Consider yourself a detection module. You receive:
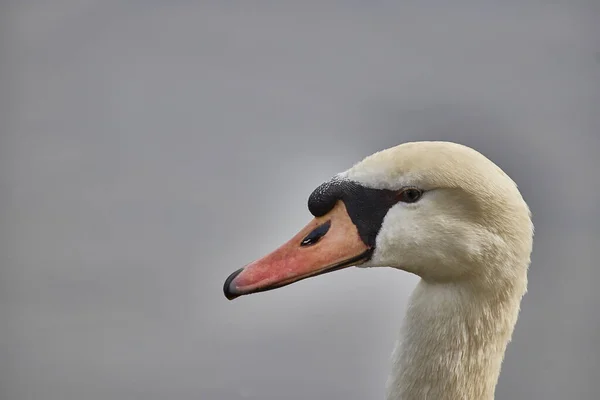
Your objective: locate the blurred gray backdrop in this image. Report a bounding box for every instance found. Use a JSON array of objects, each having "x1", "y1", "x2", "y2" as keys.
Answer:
[{"x1": 1, "y1": 1, "x2": 599, "y2": 399}]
